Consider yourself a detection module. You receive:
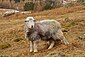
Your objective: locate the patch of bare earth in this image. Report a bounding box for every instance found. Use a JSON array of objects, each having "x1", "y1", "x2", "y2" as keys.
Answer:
[{"x1": 0, "y1": 6, "x2": 85, "y2": 57}]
